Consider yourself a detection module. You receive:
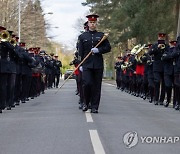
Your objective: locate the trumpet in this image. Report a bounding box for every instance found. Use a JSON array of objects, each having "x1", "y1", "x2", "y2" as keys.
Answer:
[
  {"x1": 158, "y1": 44, "x2": 165, "y2": 49},
  {"x1": 0, "y1": 30, "x2": 10, "y2": 42},
  {"x1": 9, "y1": 38, "x2": 17, "y2": 46}
]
